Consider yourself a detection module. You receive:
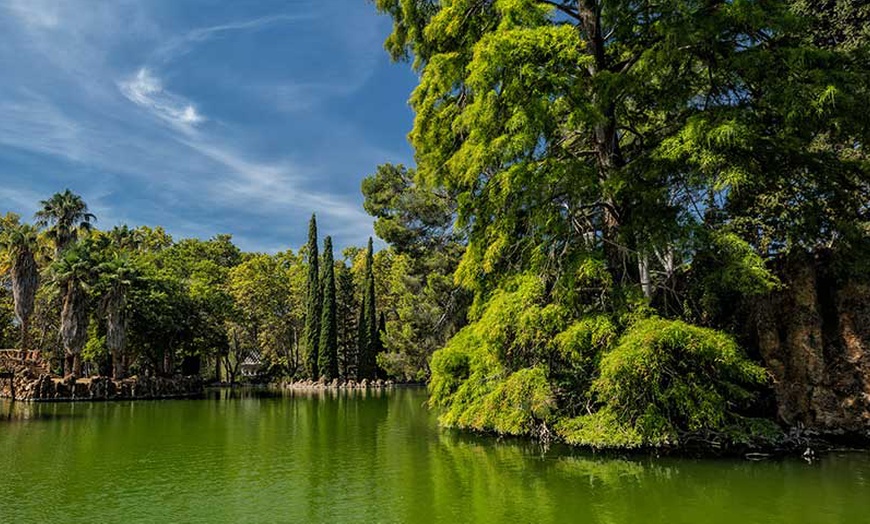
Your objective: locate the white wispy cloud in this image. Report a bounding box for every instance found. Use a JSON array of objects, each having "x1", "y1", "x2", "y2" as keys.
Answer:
[
  {"x1": 0, "y1": 93, "x2": 83, "y2": 161},
  {"x1": 0, "y1": 1, "x2": 405, "y2": 251},
  {"x1": 150, "y1": 12, "x2": 318, "y2": 66},
  {"x1": 0, "y1": 186, "x2": 48, "y2": 216},
  {"x1": 3, "y1": 0, "x2": 61, "y2": 29},
  {"x1": 118, "y1": 68, "x2": 205, "y2": 132},
  {"x1": 178, "y1": 138, "x2": 375, "y2": 231}
]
